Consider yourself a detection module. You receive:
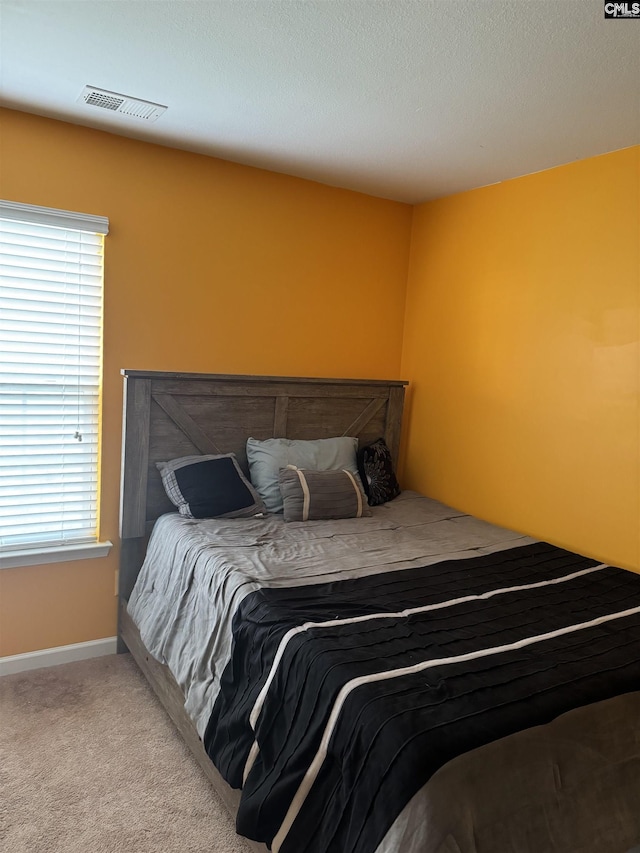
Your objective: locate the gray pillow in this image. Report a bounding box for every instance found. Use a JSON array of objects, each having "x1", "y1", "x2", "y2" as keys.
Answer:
[
  {"x1": 246, "y1": 436, "x2": 359, "y2": 513},
  {"x1": 279, "y1": 466, "x2": 371, "y2": 522}
]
